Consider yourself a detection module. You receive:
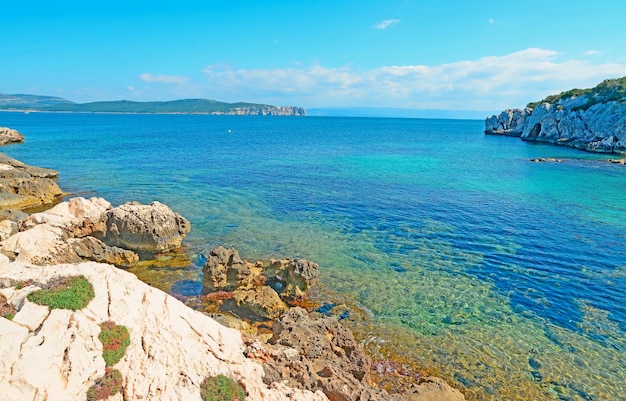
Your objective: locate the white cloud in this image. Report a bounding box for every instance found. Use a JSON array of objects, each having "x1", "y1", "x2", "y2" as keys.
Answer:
[
  {"x1": 127, "y1": 86, "x2": 140, "y2": 96},
  {"x1": 489, "y1": 18, "x2": 495, "y2": 24},
  {"x1": 584, "y1": 50, "x2": 600, "y2": 56},
  {"x1": 200, "y1": 48, "x2": 626, "y2": 110},
  {"x1": 139, "y1": 73, "x2": 189, "y2": 84},
  {"x1": 374, "y1": 19, "x2": 399, "y2": 30}
]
